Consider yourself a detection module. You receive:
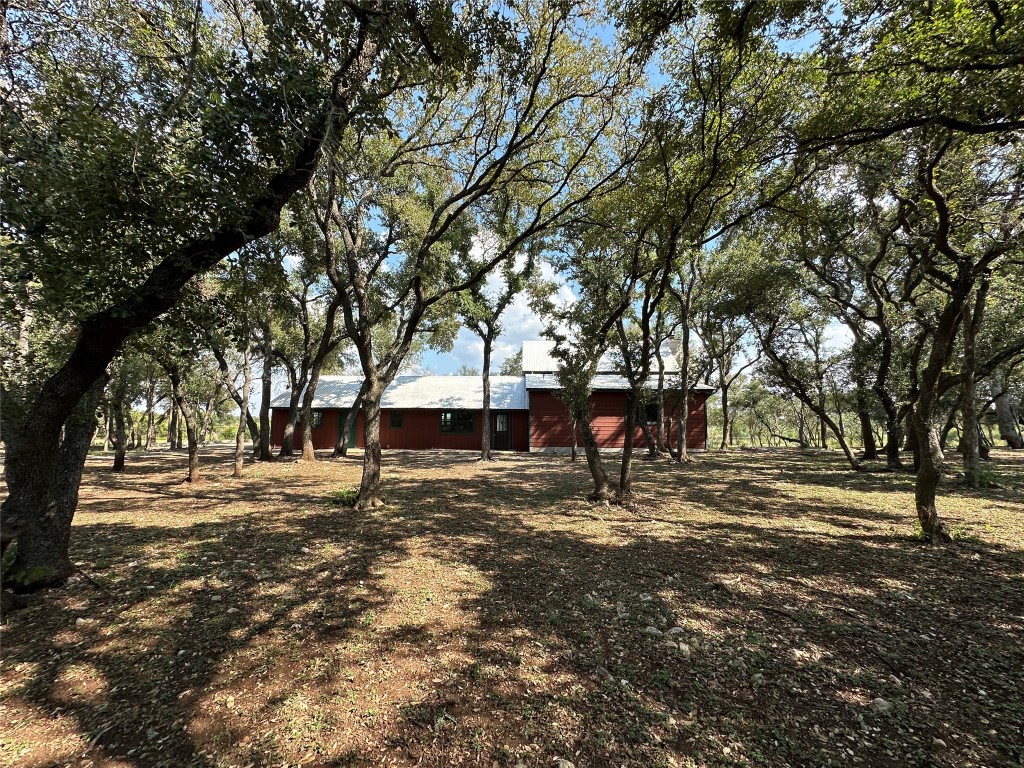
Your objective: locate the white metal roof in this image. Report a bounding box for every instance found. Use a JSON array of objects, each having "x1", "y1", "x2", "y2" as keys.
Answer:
[
  {"x1": 271, "y1": 375, "x2": 528, "y2": 411},
  {"x1": 524, "y1": 372, "x2": 713, "y2": 392},
  {"x1": 522, "y1": 340, "x2": 681, "y2": 375}
]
